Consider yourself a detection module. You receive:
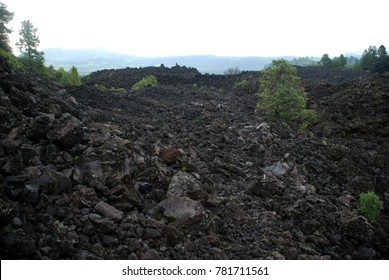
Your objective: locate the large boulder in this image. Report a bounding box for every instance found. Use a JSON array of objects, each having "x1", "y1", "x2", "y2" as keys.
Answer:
[
  {"x1": 159, "y1": 197, "x2": 204, "y2": 223},
  {"x1": 250, "y1": 173, "x2": 285, "y2": 197},
  {"x1": 46, "y1": 113, "x2": 84, "y2": 148},
  {"x1": 167, "y1": 171, "x2": 207, "y2": 201}
]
